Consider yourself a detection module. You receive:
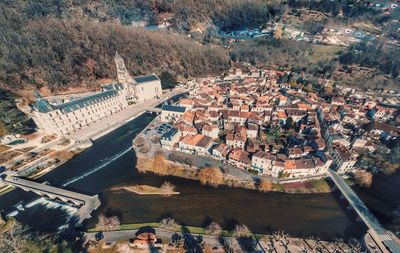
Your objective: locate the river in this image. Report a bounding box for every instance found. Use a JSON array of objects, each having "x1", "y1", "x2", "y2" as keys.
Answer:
[{"x1": 0, "y1": 112, "x2": 366, "y2": 240}]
